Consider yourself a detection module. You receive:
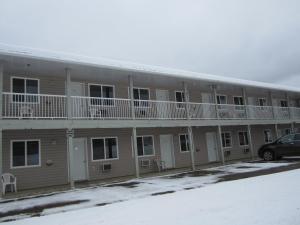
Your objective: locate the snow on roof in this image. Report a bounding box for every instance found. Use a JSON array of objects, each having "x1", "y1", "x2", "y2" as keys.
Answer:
[{"x1": 0, "y1": 43, "x2": 299, "y2": 93}]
